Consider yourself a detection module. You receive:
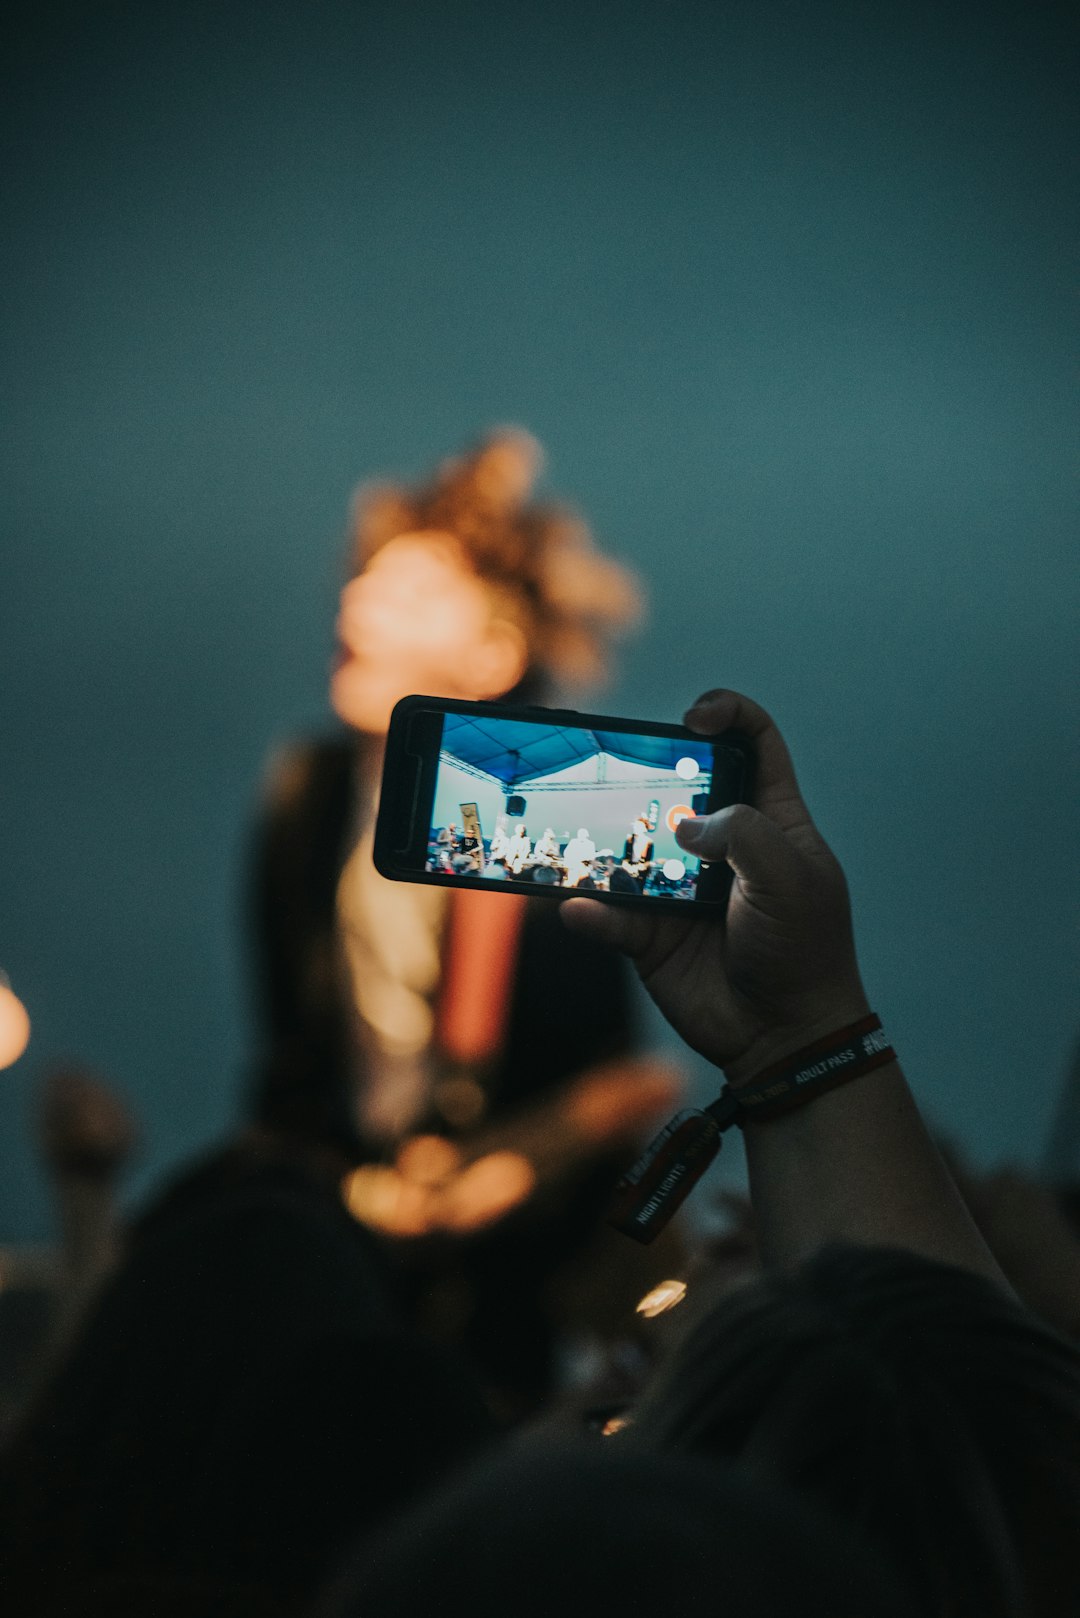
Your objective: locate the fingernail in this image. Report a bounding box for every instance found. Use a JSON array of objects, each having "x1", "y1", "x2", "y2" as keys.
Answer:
[
  {"x1": 684, "y1": 703, "x2": 718, "y2": 729},
  {"x1": 677, "y1": 816, "x2": 705, "y2": 845},
  {"x1": 686, "y1": 688, "x2": 724, "y2": 714}
]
